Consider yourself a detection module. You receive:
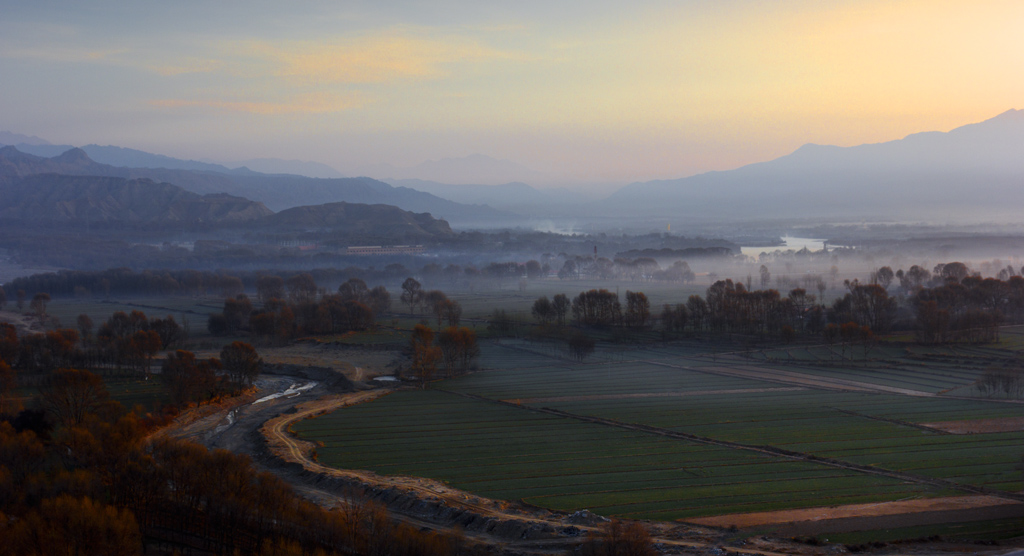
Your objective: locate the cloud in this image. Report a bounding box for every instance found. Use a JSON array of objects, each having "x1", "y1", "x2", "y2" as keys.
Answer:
[
  {"x1": 147, "y1": 58, "x2": 223, "y2": 76},
  {"x1": 150, "y1": 92, "x2": 363, "y2": 115},
  {"x1": 0, "y1": 46, "x2": 125, "y2": 63},
  {"x1": 236, "y1": 29, "x2": 510, "y2": 84}
]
